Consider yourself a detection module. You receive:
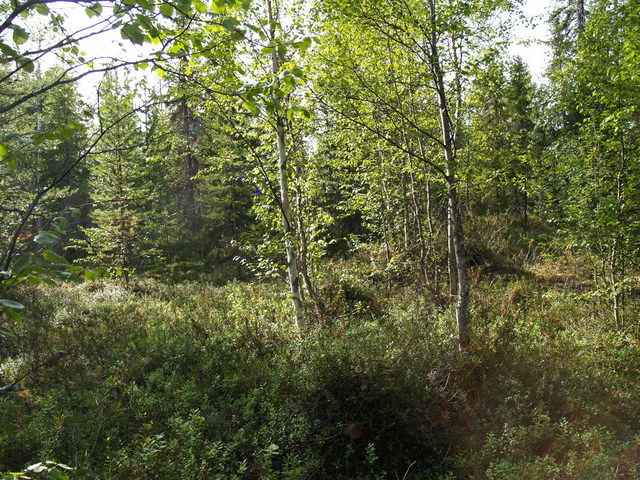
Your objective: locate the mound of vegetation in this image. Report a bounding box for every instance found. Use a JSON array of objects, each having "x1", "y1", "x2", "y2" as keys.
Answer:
[{"x1": 2, "y1": 262, "x2": 639, "y2": 479}]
